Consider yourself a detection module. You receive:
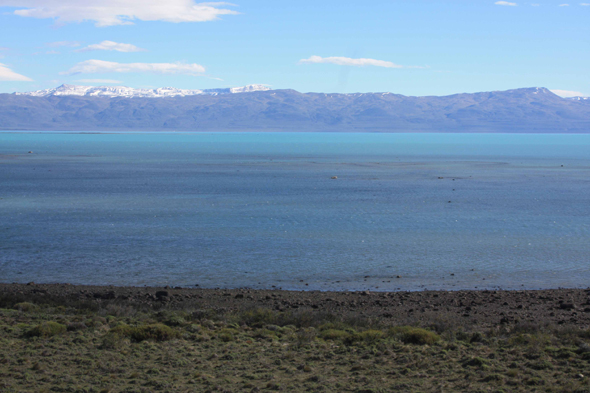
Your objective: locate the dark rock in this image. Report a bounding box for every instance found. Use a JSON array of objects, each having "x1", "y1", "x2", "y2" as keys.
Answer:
[
  {"x1": 560, "y1": 303, "x2": 576, "y2": 310},
  {"x1": 94, "y1": 291, "x2": 116, "y2": 300}
]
